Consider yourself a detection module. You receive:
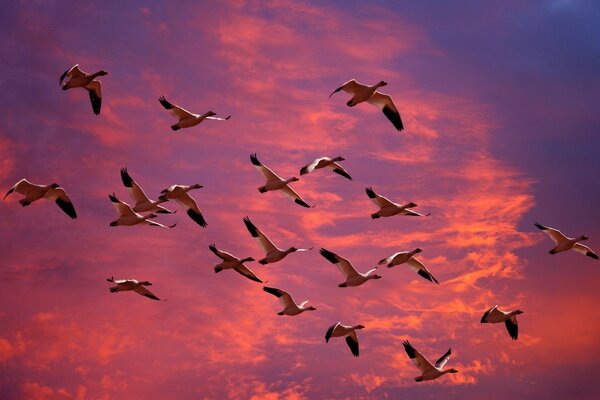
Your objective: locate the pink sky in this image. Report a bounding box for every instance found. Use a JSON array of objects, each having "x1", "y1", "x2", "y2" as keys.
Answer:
[{"x1": 1, "y1": 0, "x2": 600, "y2": 399}]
